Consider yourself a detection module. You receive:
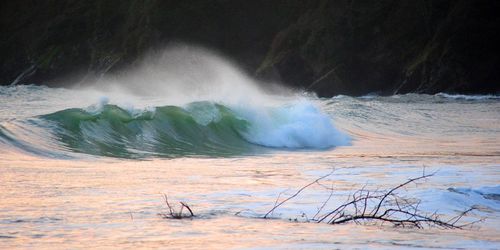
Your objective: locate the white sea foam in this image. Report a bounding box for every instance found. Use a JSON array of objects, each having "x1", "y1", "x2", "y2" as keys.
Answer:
[
  {"x1": 435, "y1": 93, "x2": 500, "y2": 100},
  {"x1": 238, "y1": 101, "x2": 351, "y2": 148}
]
